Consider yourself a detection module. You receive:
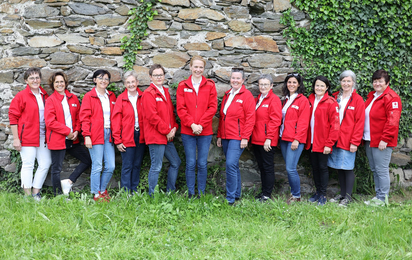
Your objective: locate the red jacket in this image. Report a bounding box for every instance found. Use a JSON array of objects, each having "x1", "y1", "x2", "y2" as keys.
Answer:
[
  {"x1": 365, "y1": 86, "x2": 402, "y2": 147},
  {"x1": 9, "y1": 85, "x2": 49, "y2": 147},
  {"x1": 142, "y1": 84, "x2": 179, "y2": 145},
  {"x1": 332, "y1": 90, "x2": 365, "y2": 150},
  {"x1": 280, "y1": 94, "x2": 310, "y2": 144},
  {"x1": 45, "y1": 90, "x2": 81, "y2": 150},
  {"x1": 79, "y1": 88, "x2": 116, "y2": 145},
  {"x1": 305, "y1": 93, "x2": 340, "y2": 152},
  {"x1": 176, "y1": 75, "x2": 217, "y2": 136},
  {"x1": 251, "y1": 91, "x2": 282, "y2": 146},
  {"x1": 111, "y1": 89, "x2": 145, "y2": 147},
  {"x1": 217, "y1": 85, "x2": 255, "y2": 140}
]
